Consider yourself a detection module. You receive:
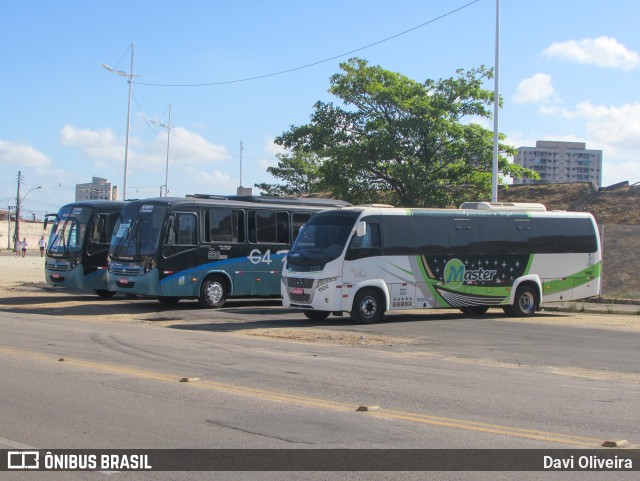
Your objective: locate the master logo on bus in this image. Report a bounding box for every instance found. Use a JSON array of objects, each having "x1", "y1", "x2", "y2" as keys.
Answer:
[{"x1": 444, "y1": 258, "x2": 497, "y2": 289}]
